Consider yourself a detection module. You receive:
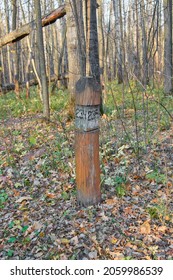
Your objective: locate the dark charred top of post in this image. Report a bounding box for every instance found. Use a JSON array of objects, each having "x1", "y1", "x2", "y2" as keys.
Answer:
[{"x1": 75, "y1": 77, "x2": 101, "y2": 106}]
